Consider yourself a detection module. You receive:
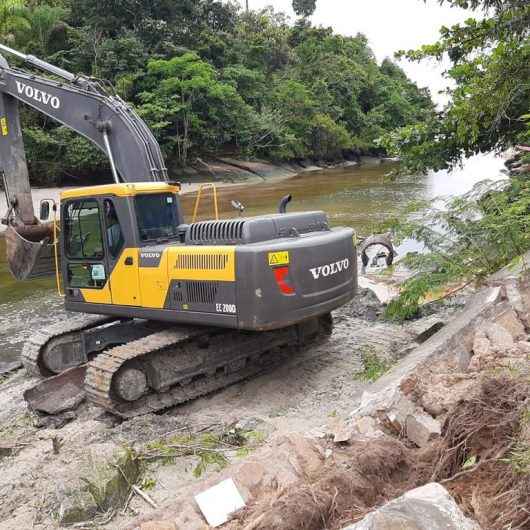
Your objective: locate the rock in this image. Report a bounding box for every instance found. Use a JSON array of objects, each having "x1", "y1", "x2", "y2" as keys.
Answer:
[
  {"x1": 386, "y1": 394, "x2": 416, "y2": 432},
  {"x1": 353, "y1": 386, "x2": 403, "y2": 420},
  {"x1": 141, "y1": 521, "x2": 177, "y2": 530},
  {"x1": 472, "y1": 331, "x2": 491, "y2": 357},
  {"x1": 406, "y1": 413, "x2": 441, "y2": 447},
  {"x1": 496, "y1": 307, "x2": 526, "y2": 340},
  {"x1": 418, "y1": 374, "x2": 476, "y2": 417},
  {"x1": 57, "y1": 488, "x2": 99, "y2": 525},
  {"x1": 341, "y1": 482, "x2": 481, "y2": 529},
  {"x1": 354, "y1": 416, "x2": 381, "y2": 438},
  {"x1": 331, "y1": 420, "x2": 355, "y2": 443},
  {"x1": 485, "y1": 322, "x2": 514, "y2": 352}
]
